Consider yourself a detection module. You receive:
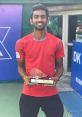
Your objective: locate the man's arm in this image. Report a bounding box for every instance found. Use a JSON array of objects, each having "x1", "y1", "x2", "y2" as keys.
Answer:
[
  {"x1": 52, "y1": 58, "x2": 64, "y2": 85},
  {"x1": 17, "y1": 59, "x2": 30, "y2": 84},
  {"x1": 55, "y1": 58, "x2": 64, "y2": 79}
]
